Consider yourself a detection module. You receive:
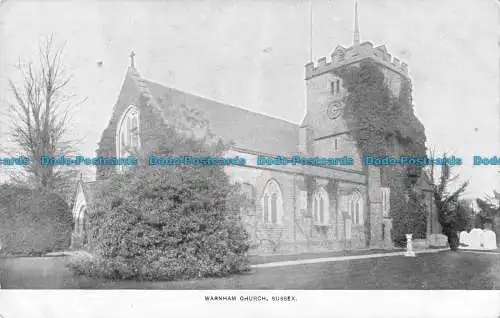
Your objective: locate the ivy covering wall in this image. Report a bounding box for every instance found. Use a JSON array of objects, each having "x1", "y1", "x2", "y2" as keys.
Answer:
[{"x1": 334, "y1": 60, "x2": 428, "y2": 246}]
